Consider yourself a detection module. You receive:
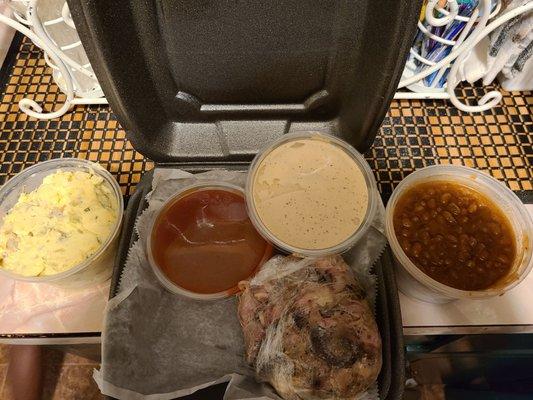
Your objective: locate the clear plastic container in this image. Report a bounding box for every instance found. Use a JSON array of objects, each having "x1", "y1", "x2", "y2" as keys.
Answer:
[
  {"x1": 246, "y1": 131, "x2": 378, "y2": 257},
  {"x1": 147, "y1": 182, "x2": 273, "y2": 300},
  {"x1": 385, "y1": 165, "x2": 533, "y2": 303},
  {"x1": 0, "y1": 158, "x2": 124, "y2": 288}
]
